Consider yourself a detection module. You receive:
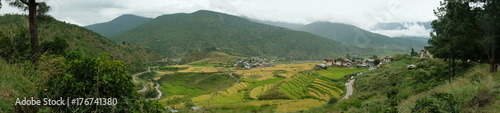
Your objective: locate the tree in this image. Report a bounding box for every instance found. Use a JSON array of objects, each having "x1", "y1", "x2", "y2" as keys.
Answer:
[
  {"x1": 7, "y1": 0, "x2": 51, "y2": 64},
  {"x1": 473, "y1": 0, "x2": 499, "y2": 72},
  {"x1": 427, "y1": 0, "x2": 480, "y2": 83},
  {"x1": 370, "y1": 55, "x2": 378, "y2": 59},
  {"x1": 410, "y1": 48, "x2": 419, "y2": 57},
  {"x1": 43, "y1": 53, "x2": 164, "y2": 112},
  {"x1": 374, "y1": 59, "x2": 381, "y2": 66},
  {"x1": 346, "y1": 53, "x2": 351, "y2": 59}
]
